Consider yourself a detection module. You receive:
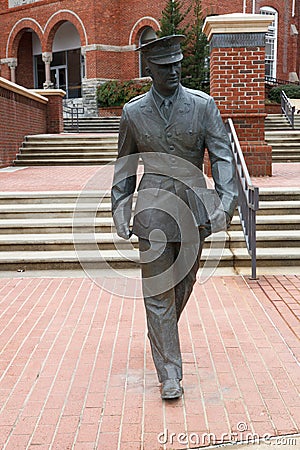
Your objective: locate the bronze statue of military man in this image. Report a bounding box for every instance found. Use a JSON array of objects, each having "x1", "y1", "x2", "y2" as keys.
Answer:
[{"x1": 111, "y1": 35, "x2": 238, "y2": 400}]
